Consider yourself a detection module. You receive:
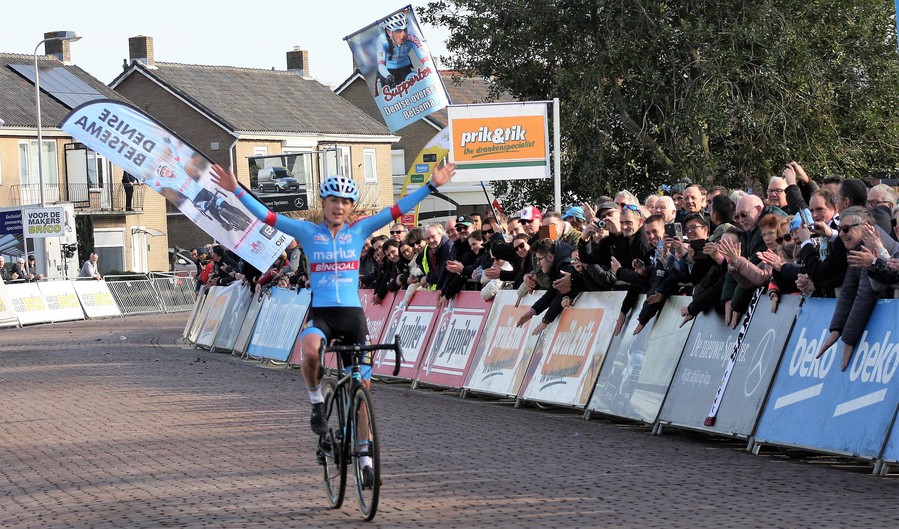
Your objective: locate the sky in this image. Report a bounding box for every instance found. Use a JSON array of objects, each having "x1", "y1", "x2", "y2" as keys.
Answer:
[{"x1": 0, "y1": 0, "x2": 450, "y2": 88}]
